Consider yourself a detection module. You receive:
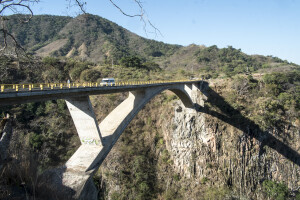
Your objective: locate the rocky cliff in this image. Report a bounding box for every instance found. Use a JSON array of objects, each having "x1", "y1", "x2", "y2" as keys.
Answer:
[
  {"x1": 163, "y1": 103, "x2": 299, "y2": 199},
  {"x1": 97, "y1": 81, "x2": 300, "y2": 200}
]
